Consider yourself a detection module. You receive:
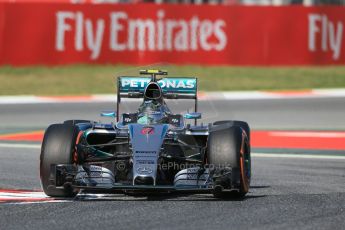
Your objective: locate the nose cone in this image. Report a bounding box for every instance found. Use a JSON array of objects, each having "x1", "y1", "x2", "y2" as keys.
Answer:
[{"x1": 129, "y1": 124, "x2": 169, "y2": 186}]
